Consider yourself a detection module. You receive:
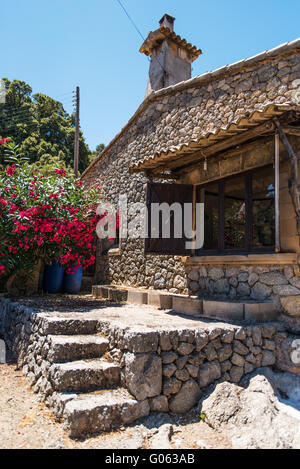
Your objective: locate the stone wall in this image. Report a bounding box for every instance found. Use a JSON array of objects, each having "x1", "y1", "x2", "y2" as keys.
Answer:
[
  {"x1": 1, "y1": 297, "x2": 299, "y2": 417},
  {"x1": 101, "y1": 320, "x2": 290, "y2": 413},
  {"x1": 82, "y1": 42, "x2": 300, "y2": 303},
  {"x1": 185, "y1": 264, "x2": 300, "y2": 305}
]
